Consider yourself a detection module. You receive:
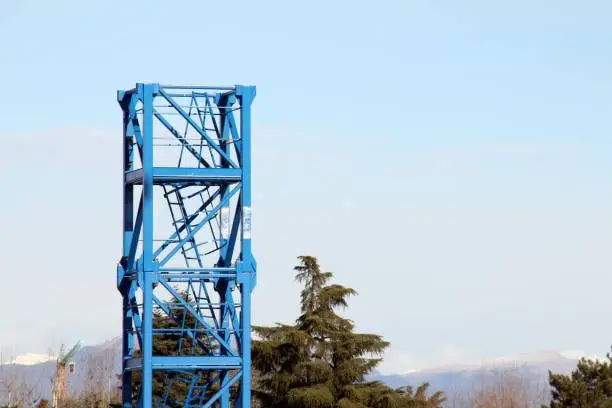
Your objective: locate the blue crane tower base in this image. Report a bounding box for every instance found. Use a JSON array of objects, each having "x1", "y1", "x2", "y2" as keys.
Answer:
[{"x1": 116, "y1": 83, "x2": 257, "y2": 407}]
